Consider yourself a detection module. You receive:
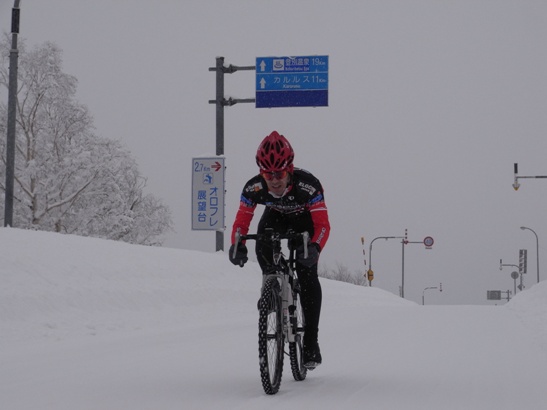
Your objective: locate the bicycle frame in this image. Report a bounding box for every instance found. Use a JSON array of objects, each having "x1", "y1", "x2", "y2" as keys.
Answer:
[{"x1": 234, "y1": 229, "x2": 309, "y2": 343}]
